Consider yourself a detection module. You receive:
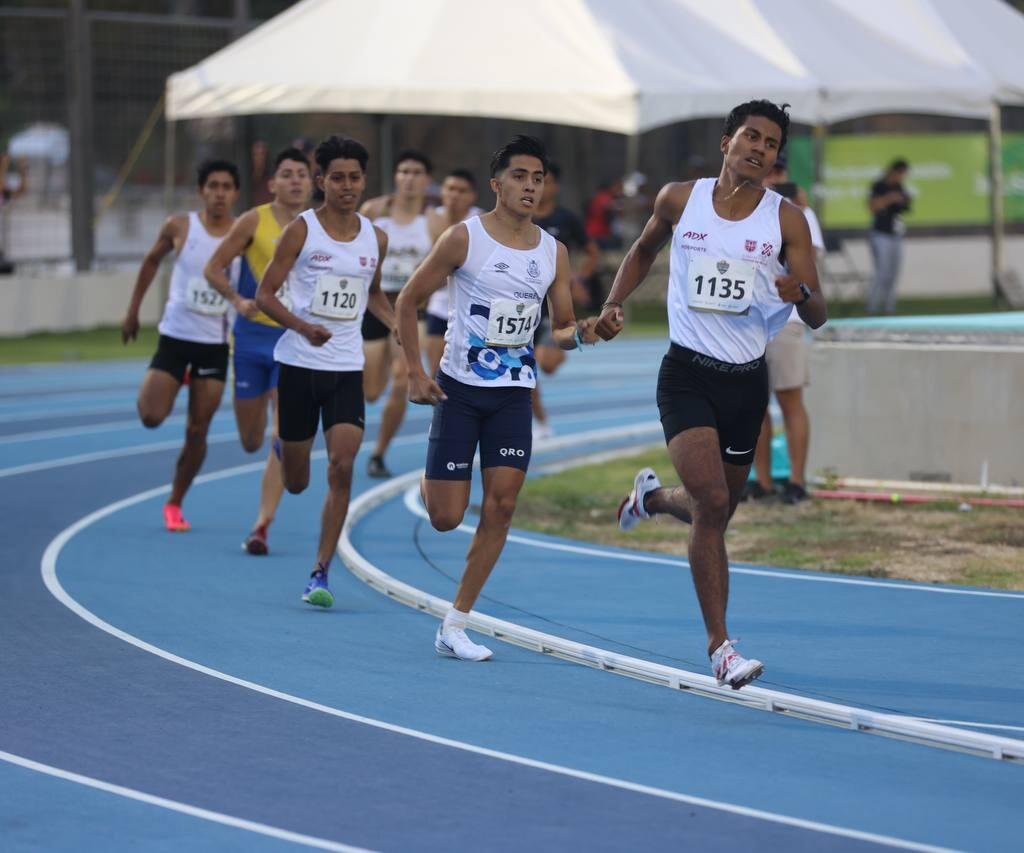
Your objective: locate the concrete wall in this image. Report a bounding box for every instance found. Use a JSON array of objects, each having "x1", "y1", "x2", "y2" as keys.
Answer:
[
  {"x1": 0, "y1": 270, "x2": 161, "y2": 336},
  {"x1": 806, "y1": 341, "x2": 1024, "y2": 487}
]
